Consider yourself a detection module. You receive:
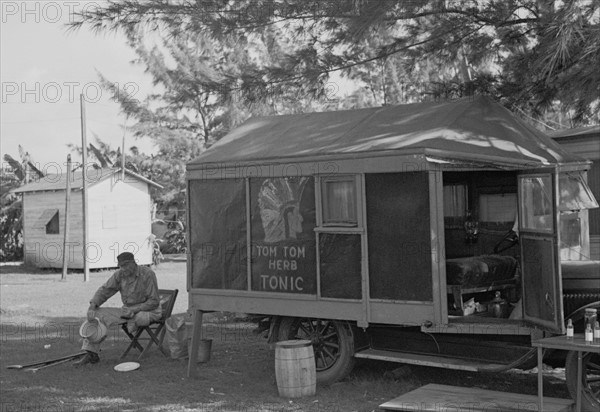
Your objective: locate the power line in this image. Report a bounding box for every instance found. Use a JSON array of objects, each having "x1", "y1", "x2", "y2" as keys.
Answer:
[
  {"x1": 1, "y1": 117, "x2": 80, "y2": 124},
  {"x1": 2, "y1": 115, "x2": 130, "y2": 125}
]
